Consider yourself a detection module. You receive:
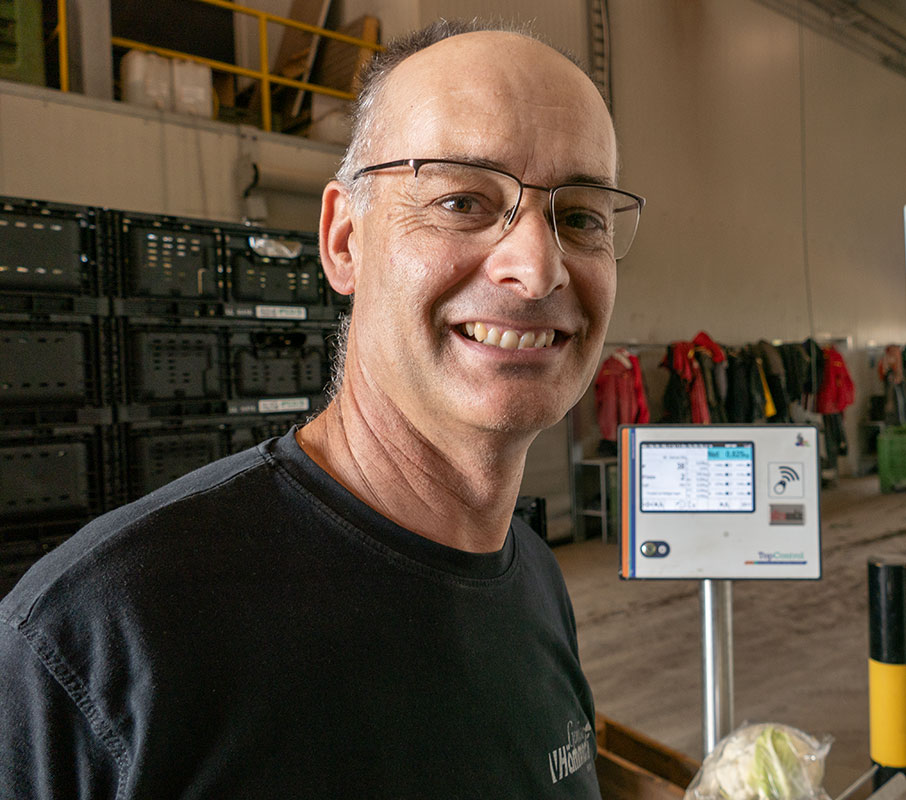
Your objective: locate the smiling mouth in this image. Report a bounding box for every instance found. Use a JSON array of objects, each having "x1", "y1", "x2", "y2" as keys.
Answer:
[{"x1": 458, "y1": 321, "x2": 559, "y2": 350}]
